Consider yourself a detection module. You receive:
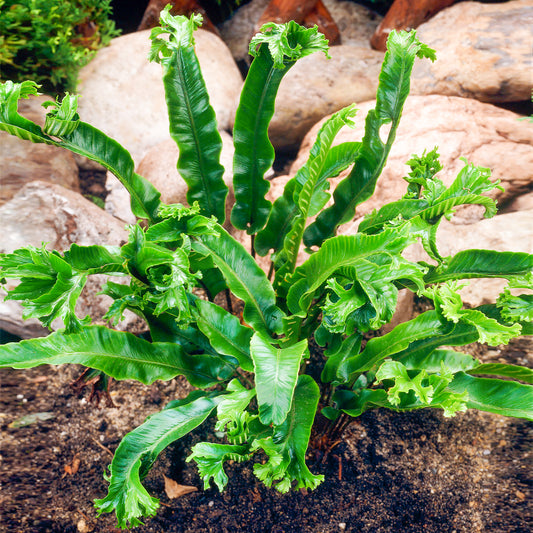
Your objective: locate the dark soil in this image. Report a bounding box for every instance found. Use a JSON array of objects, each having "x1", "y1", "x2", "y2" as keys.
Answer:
[
  {"x1": 0, "y1": 337, "x2": 531, "y2": 533},
  {"x1": 79, "y1": 169, "x2": 108, "y2": 207}
]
